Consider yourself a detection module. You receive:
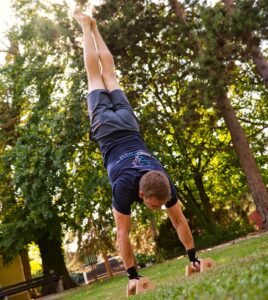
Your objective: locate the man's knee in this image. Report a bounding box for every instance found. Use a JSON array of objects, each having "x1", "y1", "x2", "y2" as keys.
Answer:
[
  {"x1": 87, "y1": 76, "x2": 105, "y2": 92},
  {"x1": 99, "y1": 50, "x2": 114, "y2": 65},
  {"x1": 102, "y1": 73, "x2": 120, "y2": 91},
  {"x1": 100, "y1": 51, "x2": 116, "y2": 76},
  {"x1": 102, "y1": 71, "x2": 117, "y2": 83}
]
